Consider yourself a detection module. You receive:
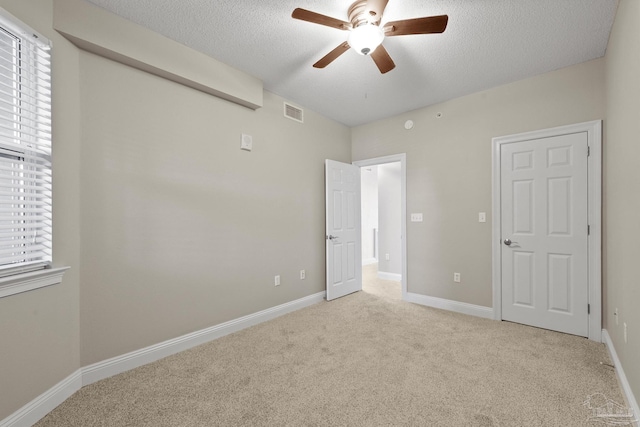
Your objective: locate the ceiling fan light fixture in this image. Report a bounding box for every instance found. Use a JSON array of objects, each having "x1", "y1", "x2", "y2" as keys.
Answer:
[
  {"x1": 292, "y1": 3, "x2": 448, "y2": 73},
  {"x1": 348, "y1": 24, "x2": 384, "y2": 56}
]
